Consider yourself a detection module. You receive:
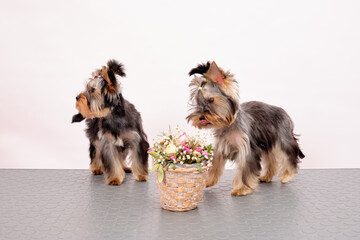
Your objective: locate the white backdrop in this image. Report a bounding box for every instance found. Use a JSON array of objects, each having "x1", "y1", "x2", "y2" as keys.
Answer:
[{"x1": 0, "y1": 0, "x2": 359, "y2": 169}]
